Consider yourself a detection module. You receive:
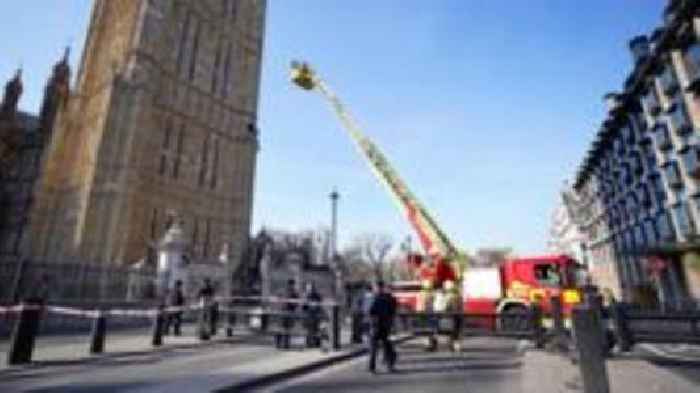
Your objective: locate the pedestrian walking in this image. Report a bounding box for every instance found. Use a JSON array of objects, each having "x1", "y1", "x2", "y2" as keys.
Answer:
[
  {"x1": 360, "y1": 284, "x2": 374, "y2": 343},
  {"x1": 302, "y1": 283, "x2": 323, "y2": 348},
  {"x1": 368, "y1": 280, "x2": 398, "y2": 373},
  {"x1": 197, "y1": 278, "x2": 215, "y2": 338},
  {"x1": 165, "y1": 280, "x2": 185, "y2": 336},
  {"x1": 276, "y1": 279, "x2": 299, "y2": 349}
]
